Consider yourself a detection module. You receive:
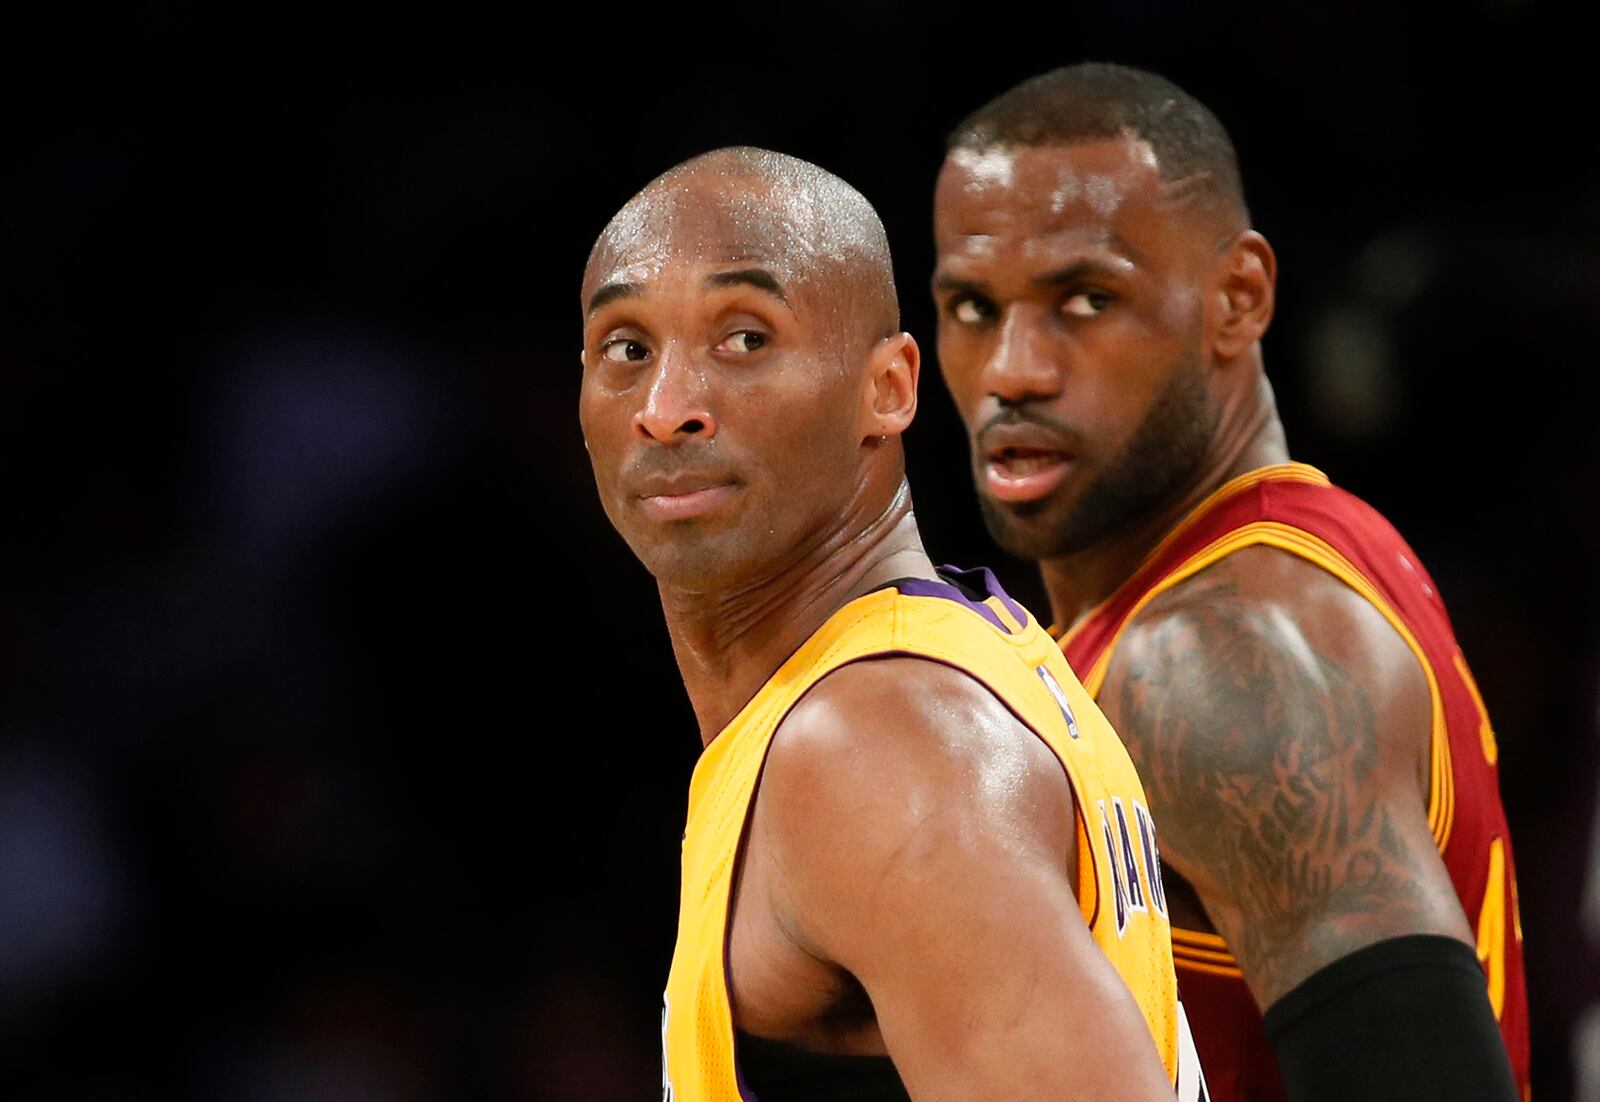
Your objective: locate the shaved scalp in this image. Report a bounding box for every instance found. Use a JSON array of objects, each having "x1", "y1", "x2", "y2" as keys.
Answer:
[
  {"x1": 585, "y1": 146, "x2": 900, "y2": 349},
  {"x1": 949, "y1": 63, "x2": 1249, "y2": 230}
]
